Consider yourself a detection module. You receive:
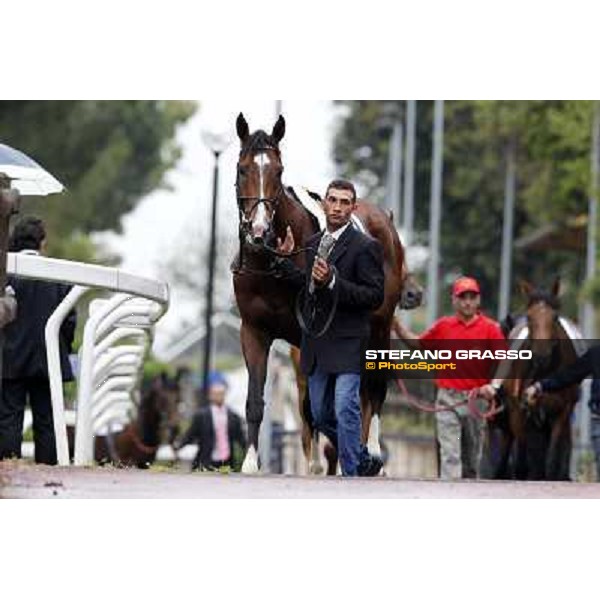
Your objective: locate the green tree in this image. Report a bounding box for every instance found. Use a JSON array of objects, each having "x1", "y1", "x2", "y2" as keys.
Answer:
[
  {"x1": 333, "y1": 100, "x2": 596, "y2": 319},
  {"x1": 0, "y1": 100, "x2": 196, "y2": 258}
]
